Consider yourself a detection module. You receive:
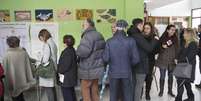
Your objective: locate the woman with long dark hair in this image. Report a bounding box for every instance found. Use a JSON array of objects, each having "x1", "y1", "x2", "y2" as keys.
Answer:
[{"x1": 156, "y1": 25, "x2": 178, "y2": 97}]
